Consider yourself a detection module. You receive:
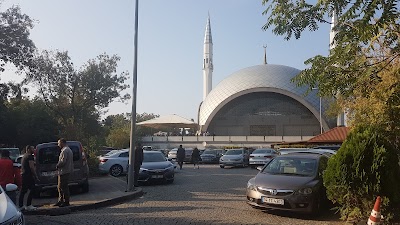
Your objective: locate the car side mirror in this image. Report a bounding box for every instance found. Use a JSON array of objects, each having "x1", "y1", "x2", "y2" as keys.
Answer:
[
  {"x1": 256, "y1": 166, "x2": 263, "y2": 171},
  {"x1": 6, "y1": 183, "x2": 18, "y2": 192},
  {"x1": 167, "y1": 158, "x2": 173, "y2": 161}
]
